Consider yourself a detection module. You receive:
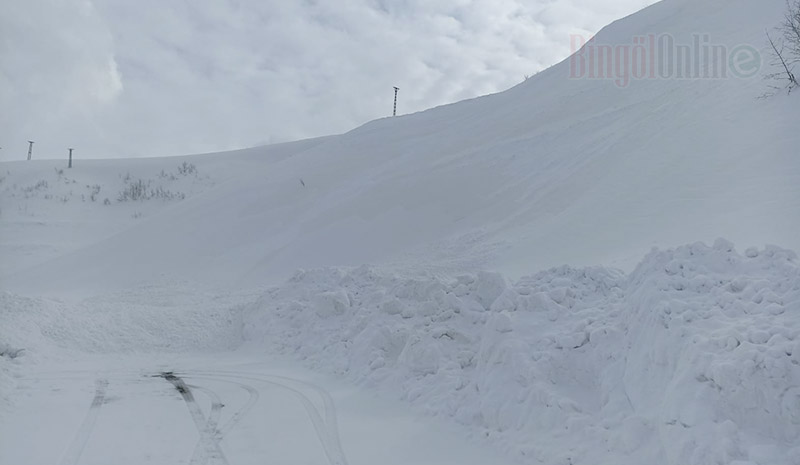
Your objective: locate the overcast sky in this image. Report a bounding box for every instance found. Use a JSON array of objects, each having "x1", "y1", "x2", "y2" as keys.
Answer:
[{"x1": 0, "y1": 0, "x2": 655, "y2": 161}]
